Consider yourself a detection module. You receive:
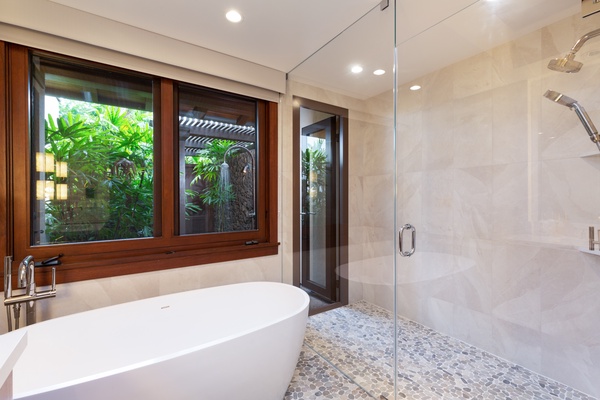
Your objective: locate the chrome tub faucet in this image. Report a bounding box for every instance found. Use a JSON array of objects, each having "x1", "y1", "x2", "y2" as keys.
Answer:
[{"x1": 4, "y1": 255, "x2": 57, "y2": 331}]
